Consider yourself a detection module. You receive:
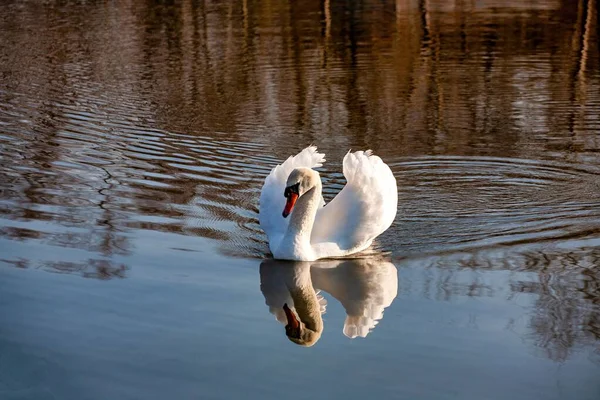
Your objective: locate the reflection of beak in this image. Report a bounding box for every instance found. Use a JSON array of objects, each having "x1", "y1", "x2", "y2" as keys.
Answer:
[
  {"x1": 282, "y1": 193, "x2": 298, "y2": 218},
  {"x1": 283, "y1": 303, "x2": 300, "y2": 330}
]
